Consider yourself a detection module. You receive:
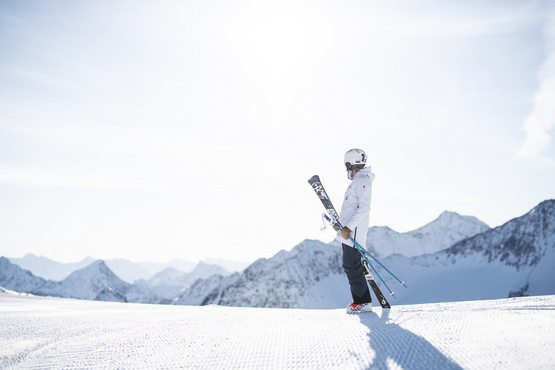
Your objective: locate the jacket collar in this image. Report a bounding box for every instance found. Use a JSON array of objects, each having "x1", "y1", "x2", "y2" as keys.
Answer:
[{"x1": 351, "y1": 166, "x2": 375, "y2": 181}]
